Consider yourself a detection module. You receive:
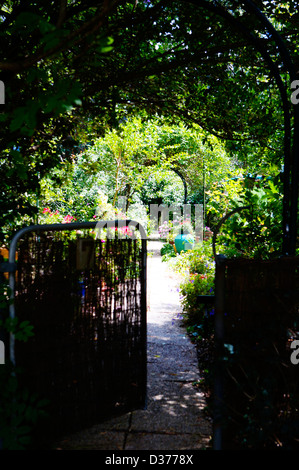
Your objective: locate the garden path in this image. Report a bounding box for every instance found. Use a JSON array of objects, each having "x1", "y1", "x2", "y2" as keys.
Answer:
[{"x1": 56, "y1": 240, "x2": 212, "y2": 450}]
